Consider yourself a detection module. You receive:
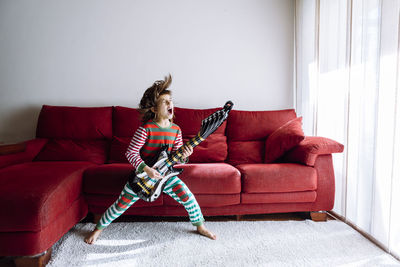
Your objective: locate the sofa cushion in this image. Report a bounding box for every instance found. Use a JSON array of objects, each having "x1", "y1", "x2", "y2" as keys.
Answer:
[
  {"x1": 35, "y1": 105, "x2": 112, "y2": 164},
  {"x1": 36, "y1": 105, "x2": 113, "y2": 139},
  {"x1": 226, "y1": 109, "x2": 297, "y2": 165},
  {"x1": 226, "y1": 109, "x2": 297, "y2": 142},
  {"x1": 109, "y1": 107, "x2": 228, "y2": 163},
  {"x1": 0, "y1": 161, "x2": 94, "y2": 232},
  {"x1": 109, "y1": 135, "x2": 229, "y2": 164},
  {"x1": 264, "y1": 117, "x2": 305, "y2": 163},
  {"x1": 113, "y1": 106, "x2": 227, "y2": 137},
  {"x1": 84, "y1": 163, "x2": 240, "y2": 195},
  {"x1": 227, "y1": 141, "x2": 264, "y2": 166},
  {"x1": 84, "y1": 163, "x2": 240, "y2": 211},
  {"x1": 183, "y1": 135, "x2": 227, "y2": 163},
  {"x1": 174, "y1": 107, "x2": 227, "y2": 135},
  {"x1": 35, "y1": 139, "x2": 108, "y2": 164},
  {"x1": 108, "y1": 137, "x2": 130, "y2": 163},
  {"x1": 237, "y1": 163, "x2": 317, "y2": 193},
  {"x1": 112, "y1": 106, "x2": 142, "y2": 137},
  {"x1": 83, "y1": 163, "x2": 163, "y2": 207},
  {"x1": 83, "y1": 163, "x2": 134, "y2": 195},
  {"x1": 177, "y1": 163, "x2": 241, "y2": 194},
  {"x1": 174, "y1": 107, "x2": 228, "y2": 163}
]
